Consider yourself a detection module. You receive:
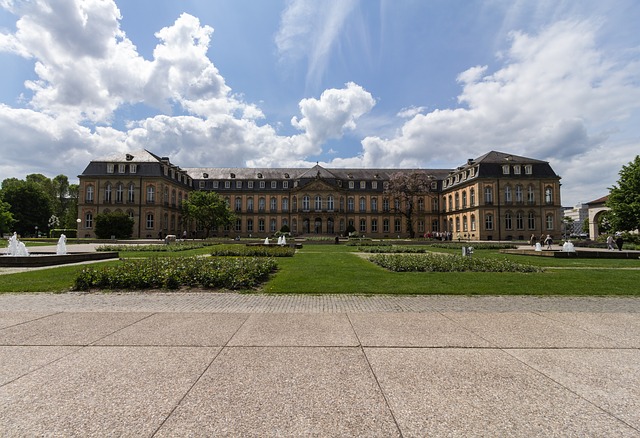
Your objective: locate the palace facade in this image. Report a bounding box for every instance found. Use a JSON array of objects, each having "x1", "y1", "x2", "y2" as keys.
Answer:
[{"x1": 77, "y1": 150, "x2": 562, "y2": 241}]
